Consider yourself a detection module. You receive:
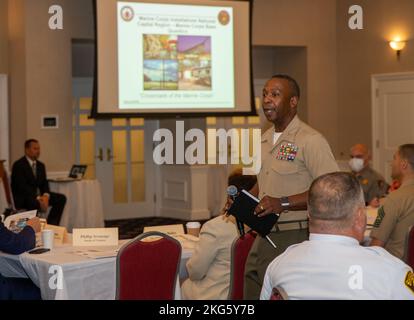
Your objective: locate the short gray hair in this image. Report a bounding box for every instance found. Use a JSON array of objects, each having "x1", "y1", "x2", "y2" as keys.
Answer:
[
  {"x1": 399, "y1": 144, "x2": 414, "y2": 170},
  {"x1": 308, "y1": 172, "x2": 365, "y2": 227}
]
